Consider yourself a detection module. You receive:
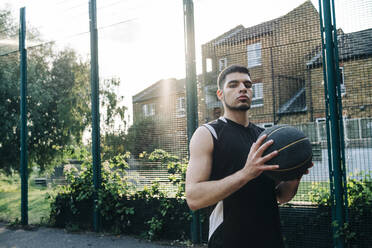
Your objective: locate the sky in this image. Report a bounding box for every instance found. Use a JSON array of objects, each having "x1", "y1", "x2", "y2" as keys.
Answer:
[{"x1": 1, "y1": 0, "x2": 371, "y2": 126}]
